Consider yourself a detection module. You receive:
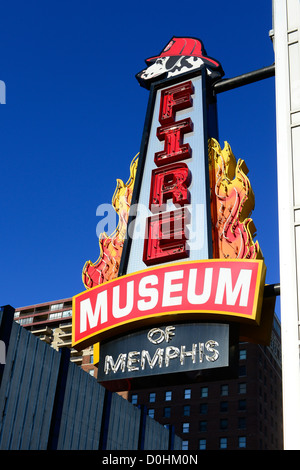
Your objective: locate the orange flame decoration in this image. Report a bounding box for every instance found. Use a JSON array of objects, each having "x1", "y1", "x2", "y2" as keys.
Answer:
[
  {"x1": 208, "y1": 138, "x2": 262, "y2": 260},
  {"x1": 82, "y1": 139, "x2": 262, "y2": 289},
  {"x1": 82, "y1": 153, "x2": 139, "y2": 289}
]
